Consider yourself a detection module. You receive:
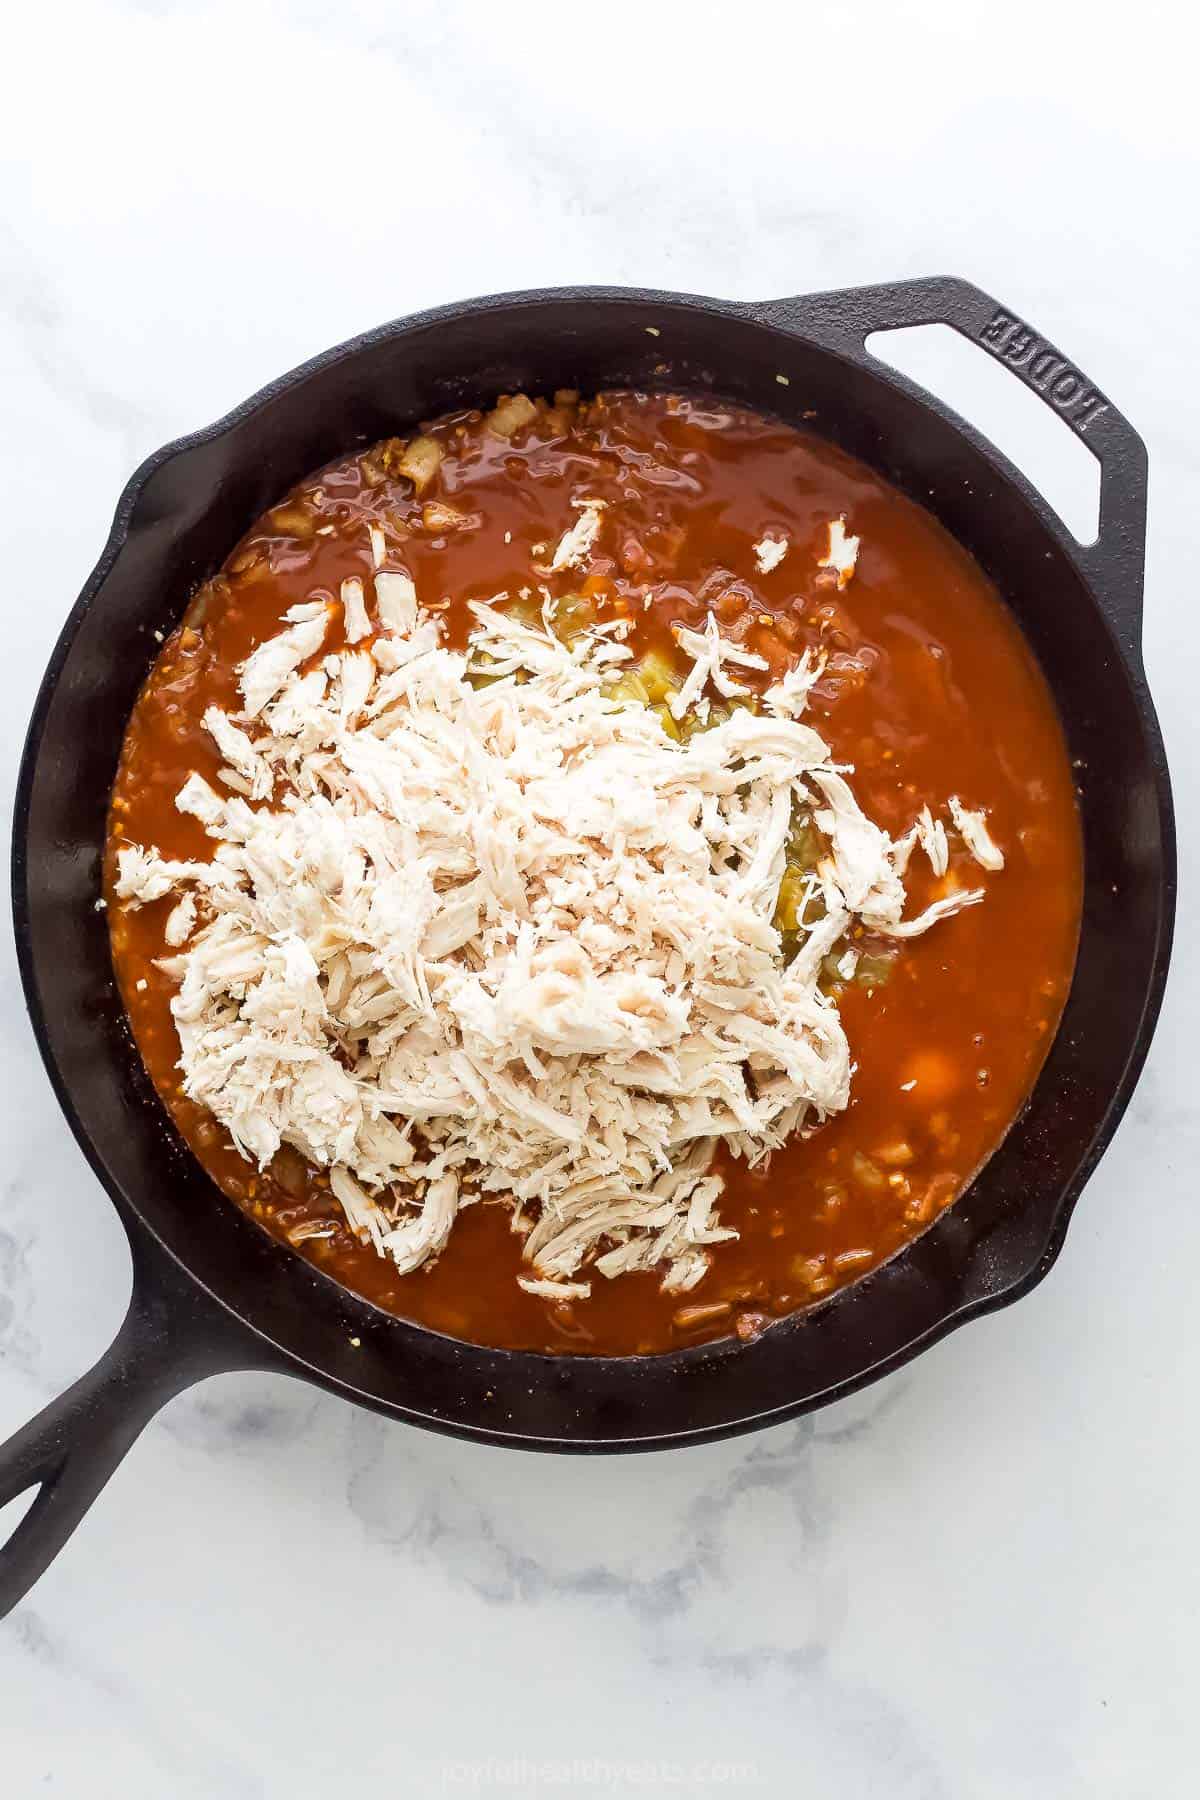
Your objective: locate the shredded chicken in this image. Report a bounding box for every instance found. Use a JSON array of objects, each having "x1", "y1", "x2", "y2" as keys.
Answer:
[
  {"x1": 115, "y1": 575, "x2": 995, "y2": 1298},
  {"x1": 916, "y1": 805, "x2": 949, "y2": 877},
  {"x1": 547, "y1": 499, "x2": 606, "y2": 572},
  {"x1": 374, "y1": 570, "x2": 418, "y2": 635},
  {"x1": 753, "y1": 534, "x2": 789, "y2": 574},
  {"x1": 341, "y1": 577, "x2": 371, "y2": 644},
  {"x1": 670, "y1": 612, "x2": 769, "y2": 720},
  {"x1": 893, "y1": 805, "x2": 949, "y2": 879},
  {"x1": 949, "y1": 795, "x2": 1006, "y2": 870},
  {"x1": 518, "y1": 1275, "x2": 593, "y2": 1302},
  {"x1": 764, "y1": 648, "x2": 826, "y2": 719},
  {"x1": 164, "y1": 891, "x2": 198, "y2": 947},
  {"x1": 818, "y1": 516, "x2": 860, "y2": 588},
  {"x1": 239, "y1": 603, "x2": 329, "y2": 718}
]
